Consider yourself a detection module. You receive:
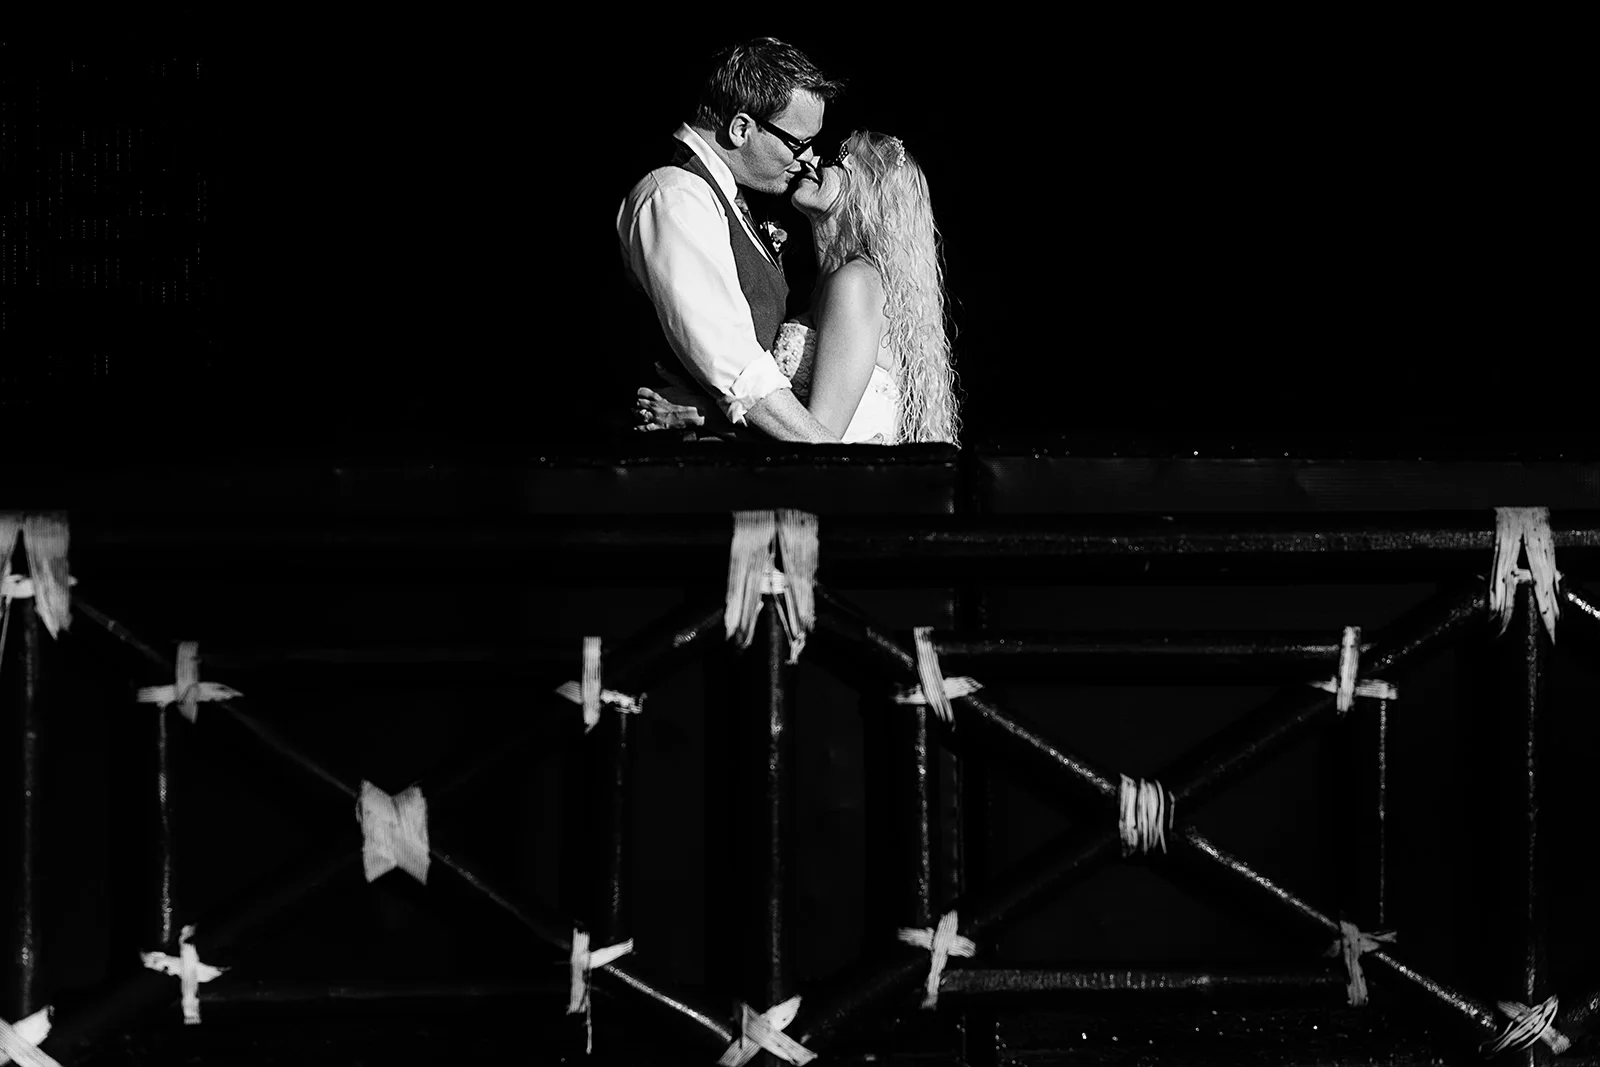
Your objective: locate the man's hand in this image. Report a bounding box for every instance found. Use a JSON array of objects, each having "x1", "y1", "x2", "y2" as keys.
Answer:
[
  {"x1": 635, "y1": 385, "x2": 863, "y2": 443},
  {"x1": 635, "y1": 387, "x2": 708, "y2": 432}
]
